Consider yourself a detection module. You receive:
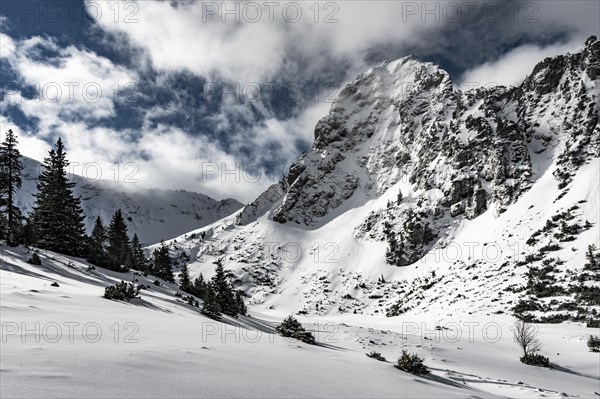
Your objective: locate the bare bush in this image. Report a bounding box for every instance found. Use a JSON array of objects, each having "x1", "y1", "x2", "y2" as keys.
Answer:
[{"x1": 513, "y1": 320, "x2": 542, "y2": 359}]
